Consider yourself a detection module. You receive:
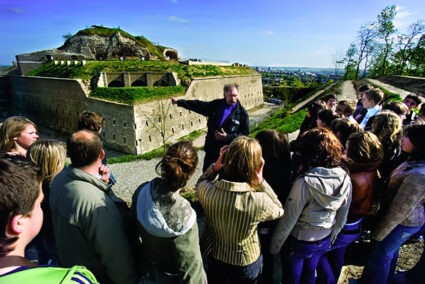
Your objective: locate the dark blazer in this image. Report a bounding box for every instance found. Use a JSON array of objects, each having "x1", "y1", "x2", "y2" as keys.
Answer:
[{"x1": 177, "y1": 98, "x2": 249, "y2": 170}]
